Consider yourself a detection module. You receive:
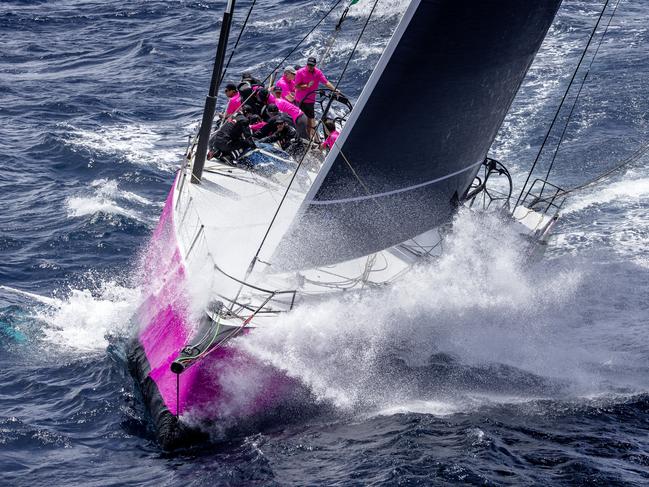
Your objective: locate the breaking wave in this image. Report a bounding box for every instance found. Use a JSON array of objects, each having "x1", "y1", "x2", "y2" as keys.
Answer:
[
  {"x1": 554, "y1": 168, "x2": 649, "y2": 267},
  {"x1": 3, "y1": 280, "x2": 142, "y2": 353},
  {"x1": 66, "y1": 178, "x2": 157, "y2": 224},
  {"x1": 61, "y1": 122, "x2": 183, "y2": 172},
  {"x1": 38, "y1": 282, "x2": 139, "y2": 352},
  {"x1": 231, "y1": 206, "x2": 649, "y2": 421}
]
